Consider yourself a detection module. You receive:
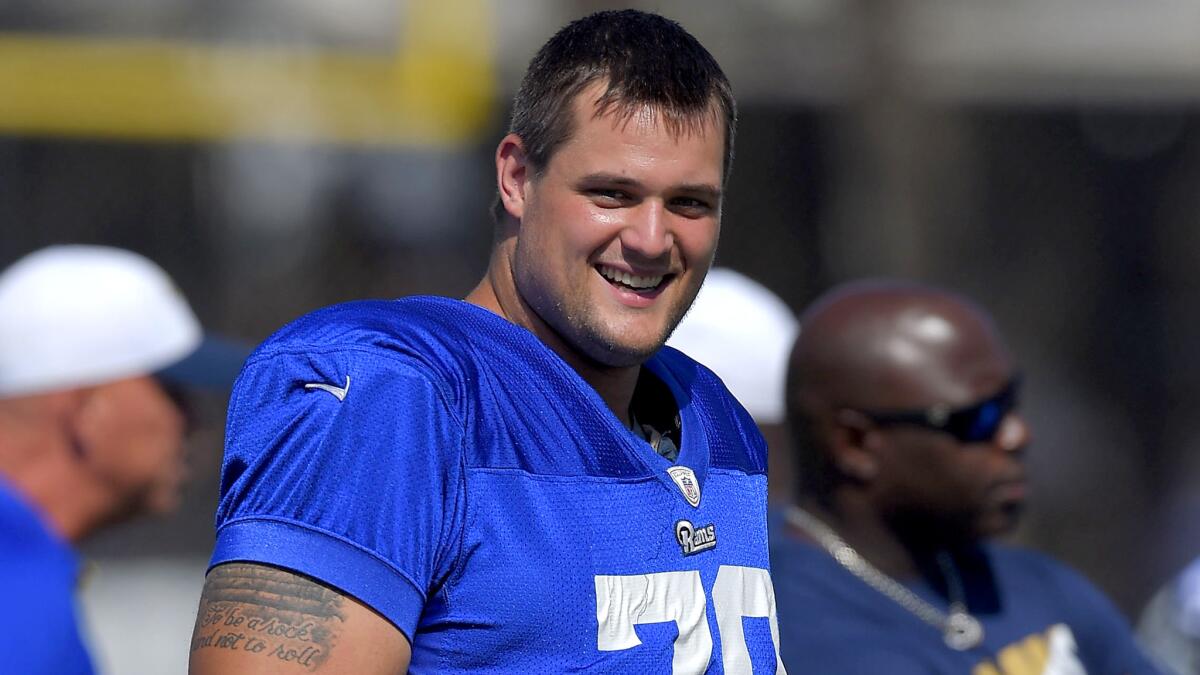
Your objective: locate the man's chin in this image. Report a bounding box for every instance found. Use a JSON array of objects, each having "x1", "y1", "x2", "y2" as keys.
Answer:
[
  {"x1": 581, "y1": 340, "x2": 662, "y2": 369},
  {"x1": 977, "y1": 504, "x2": 1024, "y2": 540},
  {"x1": 101, "y1": 489, "x2": 181, "y2": 531},
  {"x1": 568, "y1": 321, "x2": 675, "y2": 369},
  {"x1": 141, "y1": 484, "x2": 184, "y2": 517}
]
